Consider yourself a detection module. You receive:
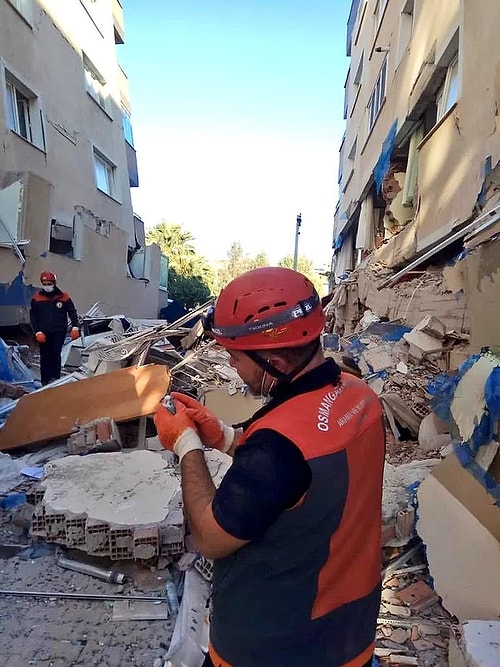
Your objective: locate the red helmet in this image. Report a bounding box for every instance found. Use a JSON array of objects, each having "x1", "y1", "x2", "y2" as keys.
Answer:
[
  {"x1": 211, "y1": 267, "x2": 326, "y2": 350},
  {"x1": 40, "y1": 271, "x2": 57, "y2": 283}
]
